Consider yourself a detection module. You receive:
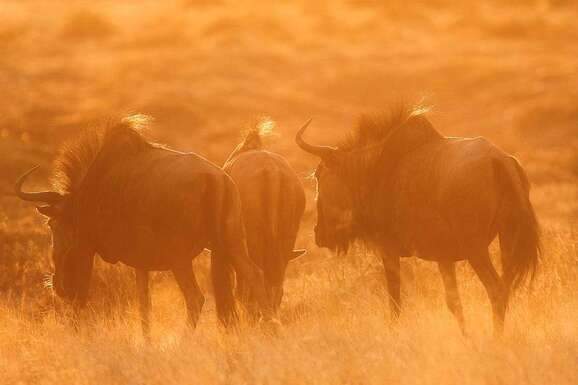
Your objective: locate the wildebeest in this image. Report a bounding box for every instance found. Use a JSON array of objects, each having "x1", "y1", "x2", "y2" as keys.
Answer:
[
  {"x1": 223, "y1": 121, "x2": 306, "y2": 315},
  {"x1": 296, "y1": 105, "x2": 540, "y2": 335},
  {"x1": 14, "y1": 116, "x2": 268, "y2": 337}
]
